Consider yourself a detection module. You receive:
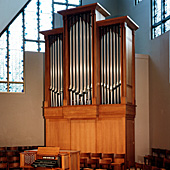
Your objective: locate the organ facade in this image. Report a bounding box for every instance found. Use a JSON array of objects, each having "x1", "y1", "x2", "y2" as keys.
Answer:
[{"x1": 41, "y1": 3, "x2": 139, "y2": 166}]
